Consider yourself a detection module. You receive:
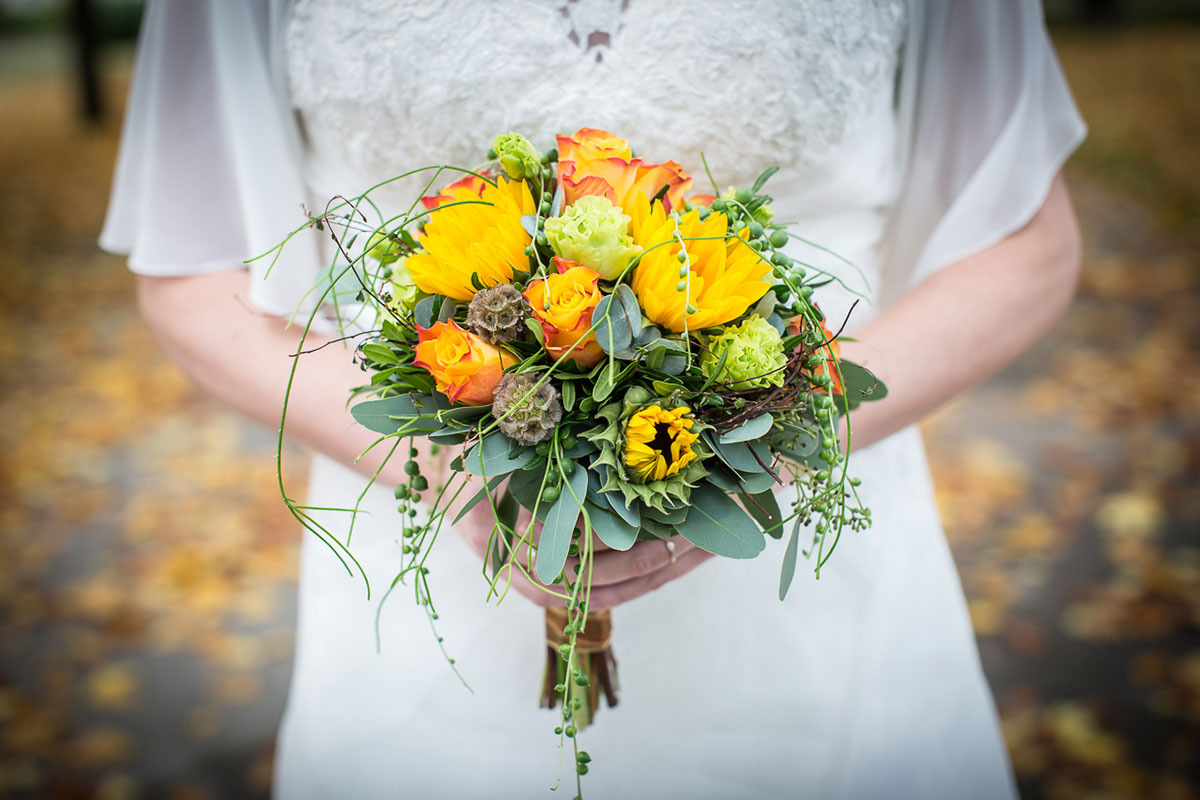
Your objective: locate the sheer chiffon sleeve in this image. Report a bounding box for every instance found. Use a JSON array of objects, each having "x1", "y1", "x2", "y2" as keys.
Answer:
[
  {"x1": 881, "y1": 0, "x2": 1086, "y2": 302},
  {"x1": 98, "y1": 0, "x2": 319, "y2": 318}
]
